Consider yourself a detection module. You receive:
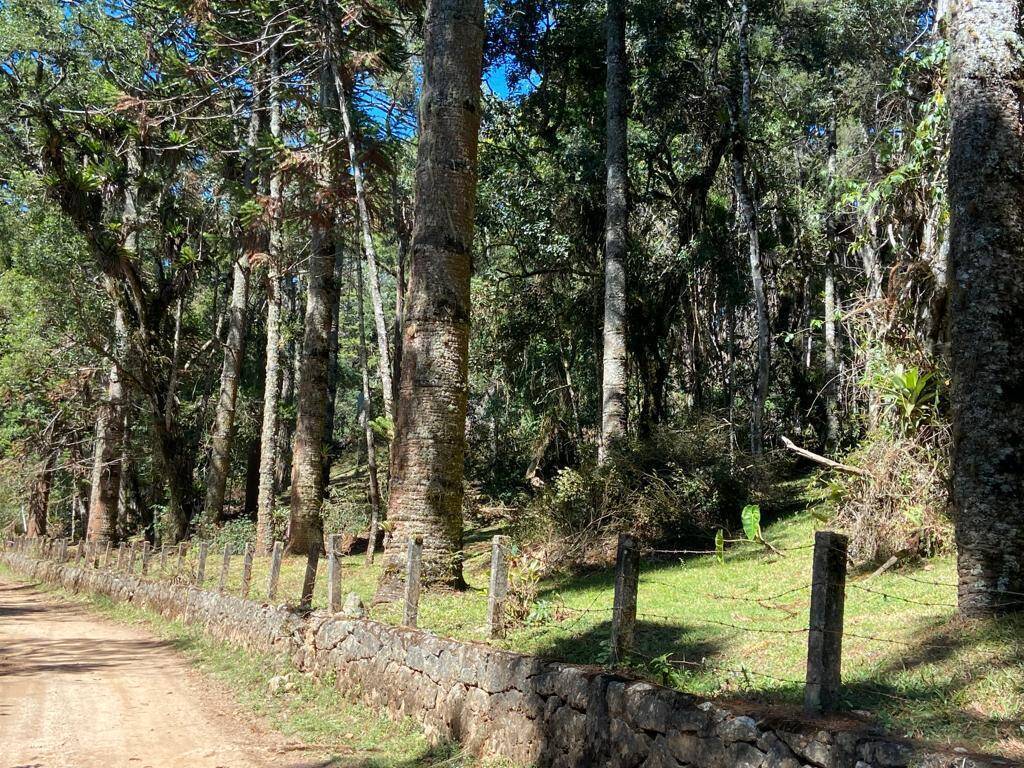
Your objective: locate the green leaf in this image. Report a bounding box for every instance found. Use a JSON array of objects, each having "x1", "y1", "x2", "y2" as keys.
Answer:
[
  {"x1": 741, "y1": 504, "x2": 762, "y2": 543},
  {"x1": 715, "y1": 529, "x2": 724, "y2": 564}
]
